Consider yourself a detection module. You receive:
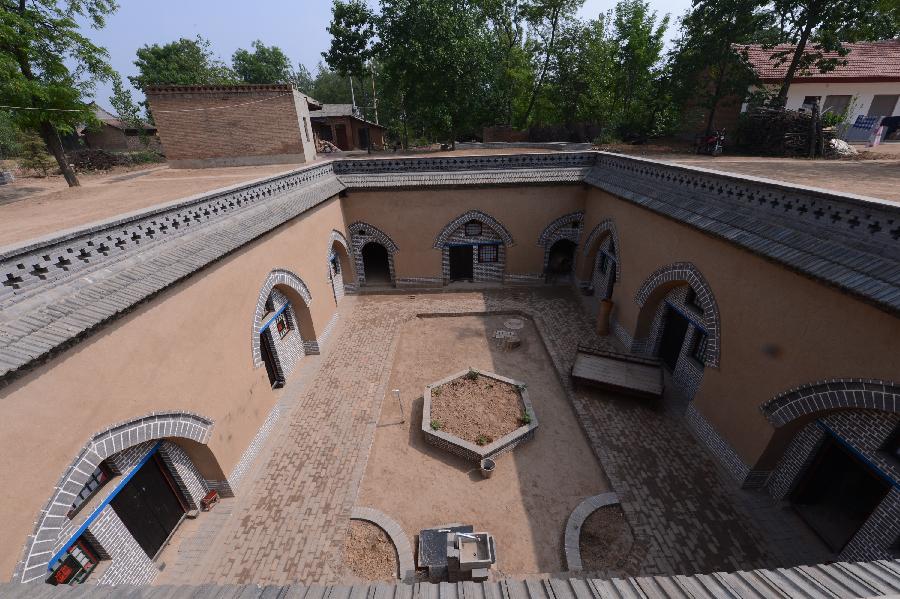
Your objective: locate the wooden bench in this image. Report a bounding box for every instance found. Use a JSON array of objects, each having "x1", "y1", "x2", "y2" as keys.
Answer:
[{"x1": 571, "y1": 345, "x2": 664, "y2": 399}]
